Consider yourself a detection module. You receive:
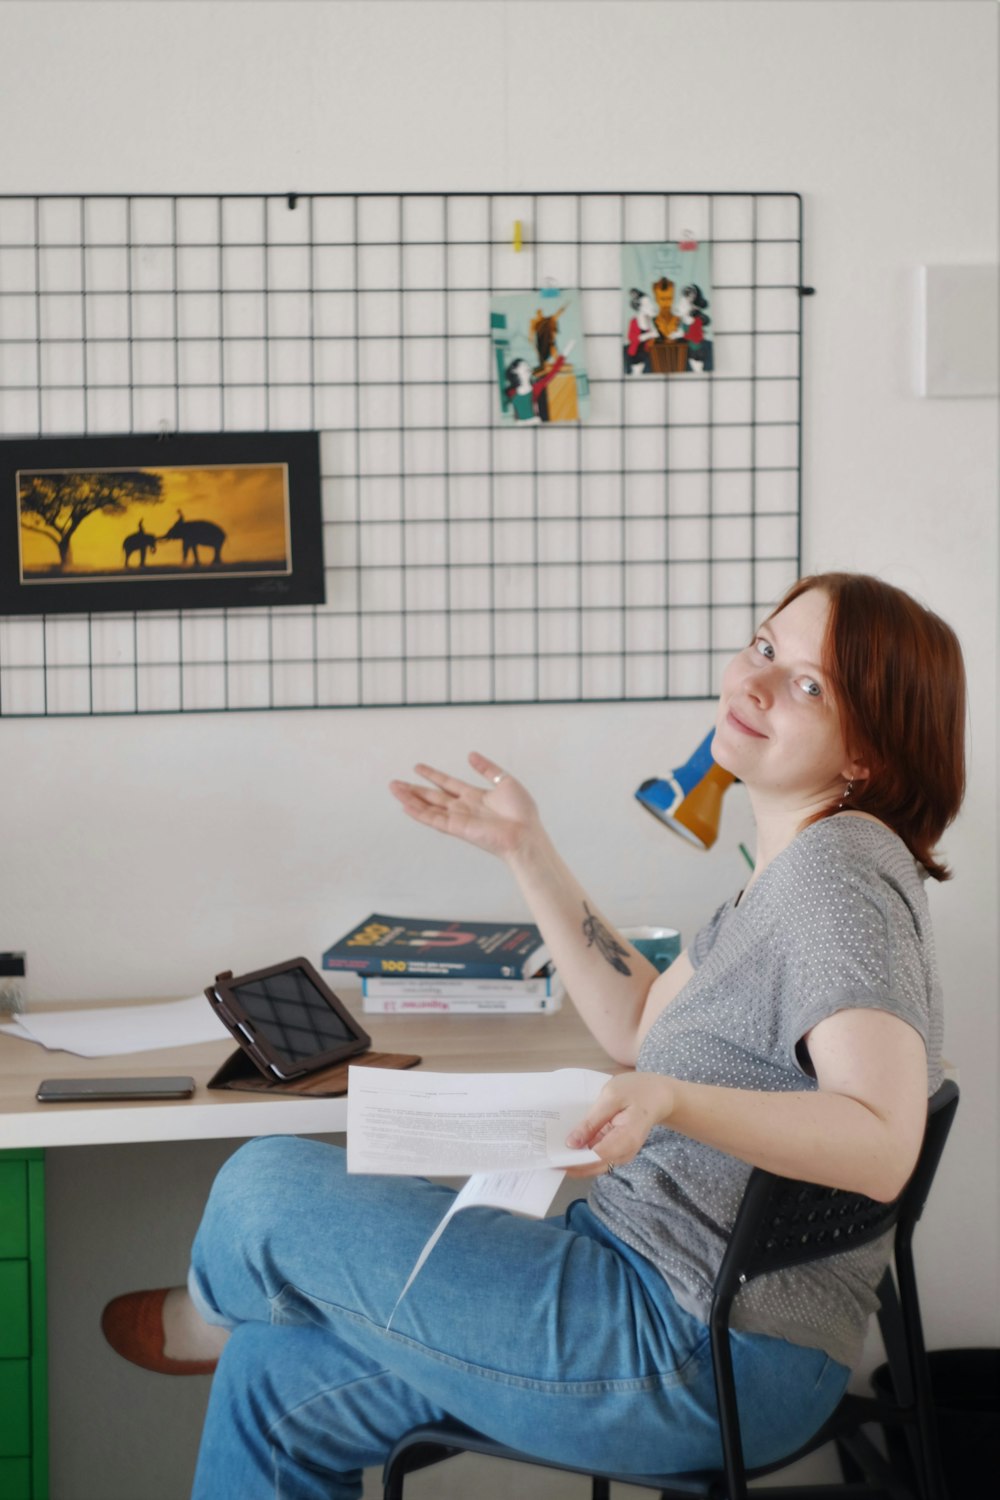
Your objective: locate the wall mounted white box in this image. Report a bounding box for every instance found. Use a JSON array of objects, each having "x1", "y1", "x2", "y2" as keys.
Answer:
[{"x1": 917, "y1": 265, "x2": 999, "y2": 398}]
